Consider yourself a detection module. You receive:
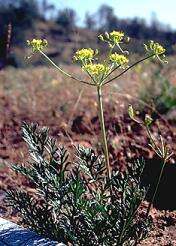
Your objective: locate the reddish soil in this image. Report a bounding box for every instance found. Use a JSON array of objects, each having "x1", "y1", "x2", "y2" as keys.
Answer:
[{"x1": 0, "y1": 66, "x2": 176, "y2": 245}]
